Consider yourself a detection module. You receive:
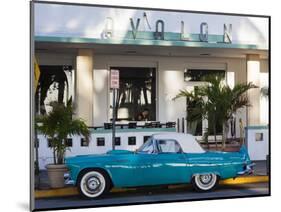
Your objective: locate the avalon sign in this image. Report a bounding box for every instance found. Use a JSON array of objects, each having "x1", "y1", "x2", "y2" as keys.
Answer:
[{"x1": 102, "y1": 12, "x2": 232, "y2": 44}]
